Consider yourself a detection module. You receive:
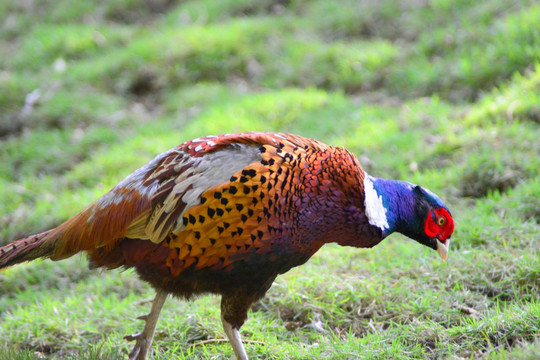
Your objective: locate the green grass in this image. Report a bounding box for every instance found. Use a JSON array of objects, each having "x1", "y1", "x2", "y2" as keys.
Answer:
[{"x1": 1, "y1": 0, "x2": 539, "y2": 359}]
